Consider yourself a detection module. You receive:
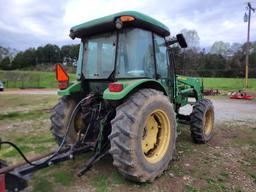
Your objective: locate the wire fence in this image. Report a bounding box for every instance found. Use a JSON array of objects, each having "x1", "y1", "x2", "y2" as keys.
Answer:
[
  {"x1": 3, "y1": 80, "x2": 58, "y2": 89},
  {"x1": 0, "y1": 70, "x2": 60, "y2": 89}
]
